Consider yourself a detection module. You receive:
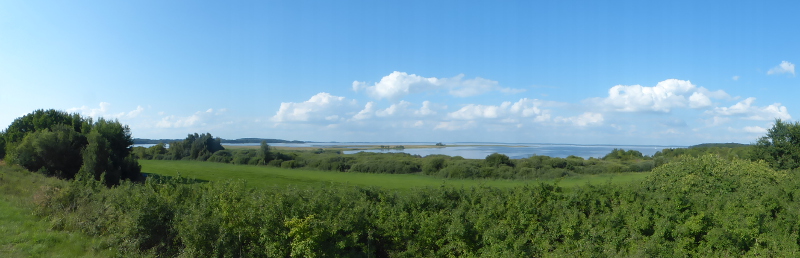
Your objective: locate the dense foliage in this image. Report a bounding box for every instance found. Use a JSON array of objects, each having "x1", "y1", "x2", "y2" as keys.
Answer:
[
  {"x1": 18, "y1": 155, "x2": 800, "y2": 256},
  {"x1": 1, "y1": 109, "x2": 141, "y2": 185},
  {"x1": 751, "y1": 119, "x2": 800, "y2": 170}
]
